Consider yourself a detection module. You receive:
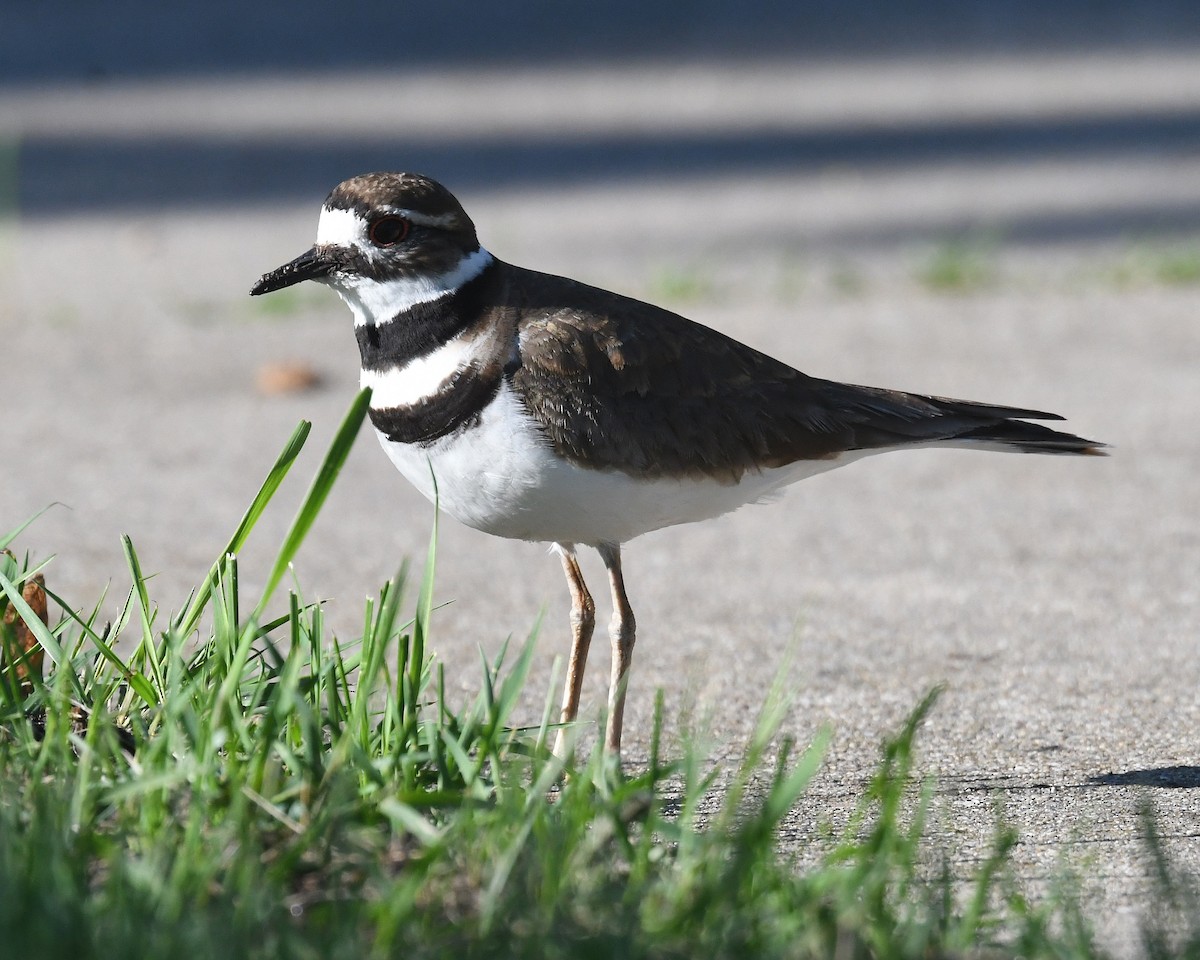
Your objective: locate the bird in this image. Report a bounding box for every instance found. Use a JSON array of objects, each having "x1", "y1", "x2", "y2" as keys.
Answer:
[{"x1": 250, "y1": 172, "x2": 1105, "y2": 761}]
